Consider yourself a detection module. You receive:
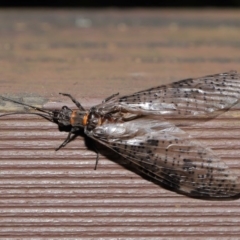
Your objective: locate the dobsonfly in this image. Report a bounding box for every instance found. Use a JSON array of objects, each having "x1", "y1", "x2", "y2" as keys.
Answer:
[{"x1": 1, "y1": 71, "x2": 240, "y2": 198}]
